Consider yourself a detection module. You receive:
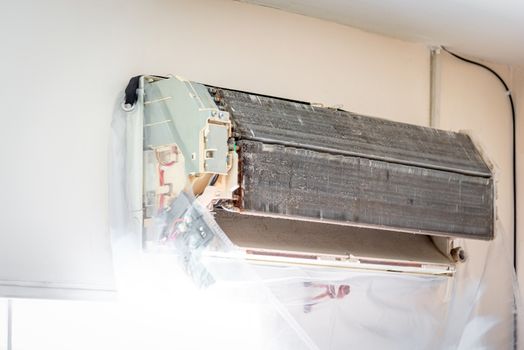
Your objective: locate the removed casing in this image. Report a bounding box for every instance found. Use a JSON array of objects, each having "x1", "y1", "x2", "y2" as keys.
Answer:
[{"x1": 126, "y1": 75, "x2": 494, "y2": 276}]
